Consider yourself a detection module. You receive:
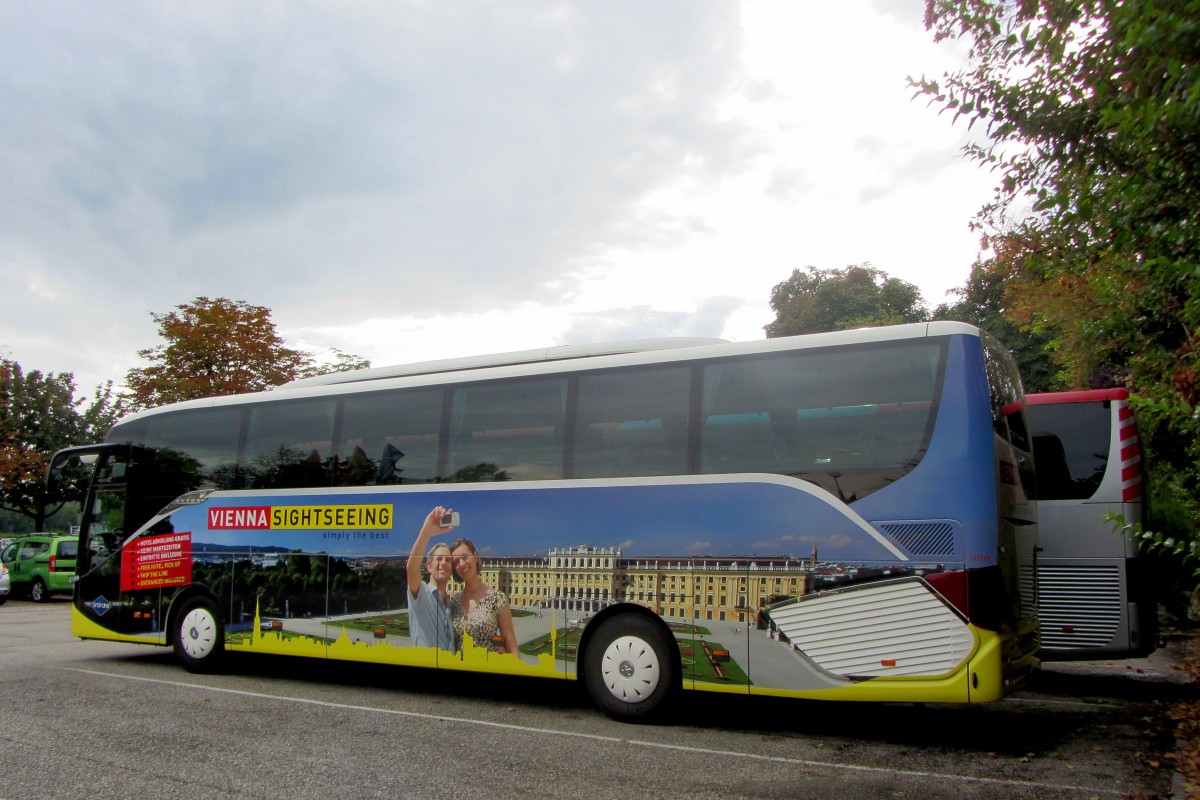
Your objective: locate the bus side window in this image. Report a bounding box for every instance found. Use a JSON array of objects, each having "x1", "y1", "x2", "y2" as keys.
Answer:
[
  {"x1": 700, "y1": 343, "x2": 940, "y2": 496},
  {"x1": 702, "y1": 356, "x2": 810, "y2": 475},
  {"x1": 447, "y1": 378, "x2": 567, "y2": 482},
  {"x1": 701, "y1": 412, "x2": 775, "y2": 473},
  {"x1": 336, "y1": 388, "x2": 443, "y2": 485},
  {"x1": 573, "y1": 366, "x2": 690, "y2": 478},
  {"x1": 243, "y1": 399, "x2": 337, "y2": 489},
  {"x1": 120, "y1": 407, "x2": 244, "y2": 492}
]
